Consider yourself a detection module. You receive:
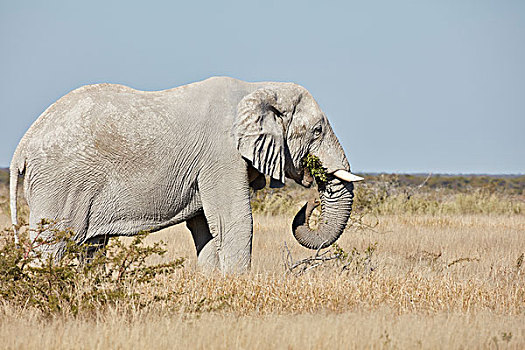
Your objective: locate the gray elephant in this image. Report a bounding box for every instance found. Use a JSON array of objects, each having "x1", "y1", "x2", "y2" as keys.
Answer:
[{"x1": 10, "y1": 77, "x2": 363, "y2": 273}]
